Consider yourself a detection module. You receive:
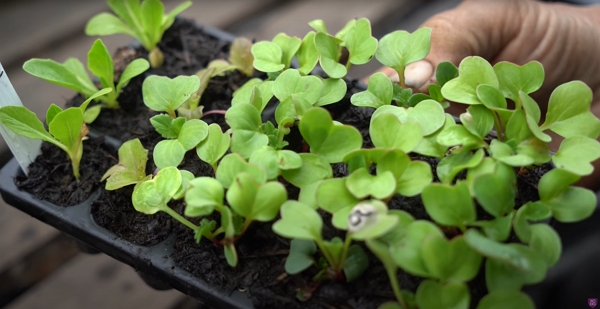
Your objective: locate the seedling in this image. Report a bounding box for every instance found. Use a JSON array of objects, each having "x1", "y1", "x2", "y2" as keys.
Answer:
[
  {"x1": 0, "y1": 88, "x2": 111, "y2": 179},
  {"x1": 86, "y1": 0, "x2": 192, "y2": 68},
  {"x1": 142, "y1": 75, "x2": 200, "y2": 118},
  {"x1": 101, "y1": 138, "x2": 149, "y2": 190},
  {"x1": 150, "y1": 115, "x2": 209, "y2": 168},
  {"x1": 23, "y1": 39, "x2": 149, "y2": 118}
]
